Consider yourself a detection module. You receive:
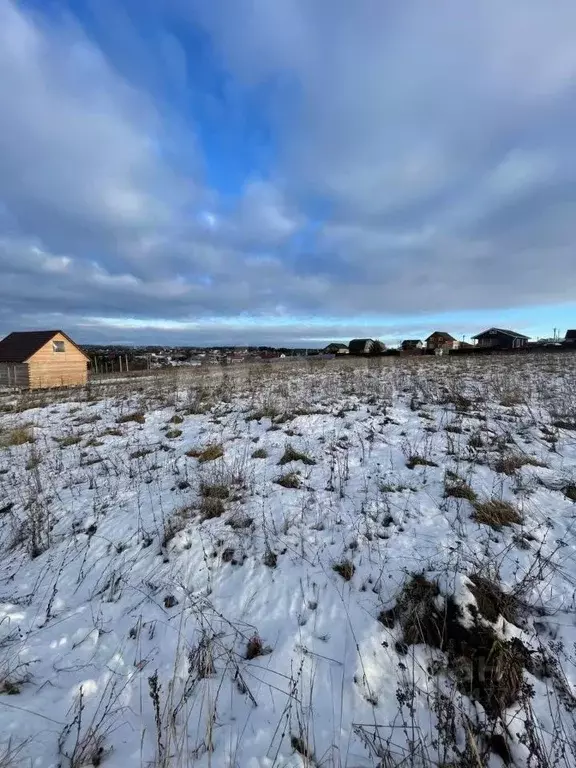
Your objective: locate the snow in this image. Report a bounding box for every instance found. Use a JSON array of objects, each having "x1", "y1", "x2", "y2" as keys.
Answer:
[{"x1": 1, "y1": 355, "x2": 576, "y2": 767}]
